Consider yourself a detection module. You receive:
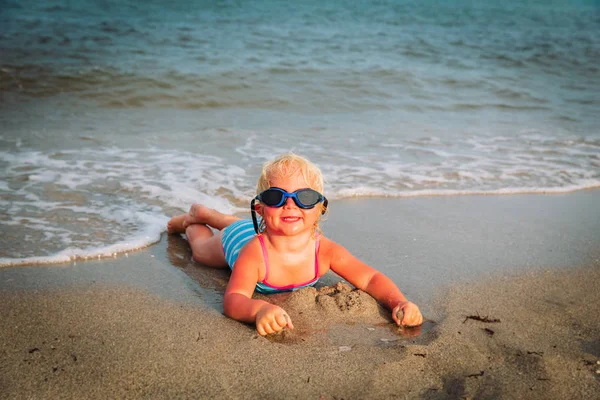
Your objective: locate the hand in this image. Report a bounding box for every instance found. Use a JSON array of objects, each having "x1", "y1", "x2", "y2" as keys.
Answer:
[
  {"x1": 392, "y1": 301, "x2": 423, "y2": 327},
  {"x1": 255, "y1": 304, "x2": 294, "y2": 336}
]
